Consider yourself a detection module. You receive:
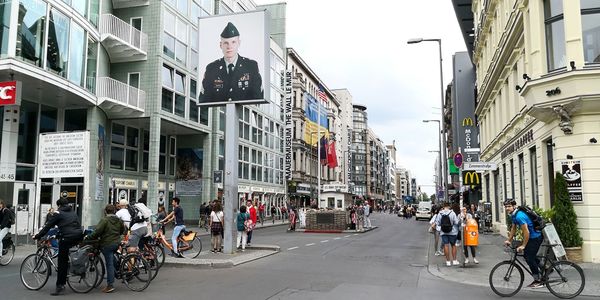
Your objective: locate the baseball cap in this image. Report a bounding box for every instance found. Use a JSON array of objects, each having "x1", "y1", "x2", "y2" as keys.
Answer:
[{"x1": 119, "y1": 199, "x2": 129, "y2": 206}]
